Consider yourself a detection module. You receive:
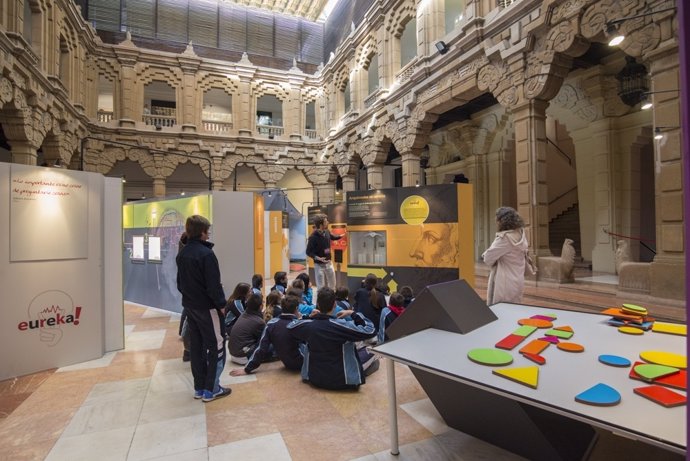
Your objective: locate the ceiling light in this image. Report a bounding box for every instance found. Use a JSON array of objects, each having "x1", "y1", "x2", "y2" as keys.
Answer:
[{"x1": 607, "y1": 23, "x2": 624, "y2": 46}]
